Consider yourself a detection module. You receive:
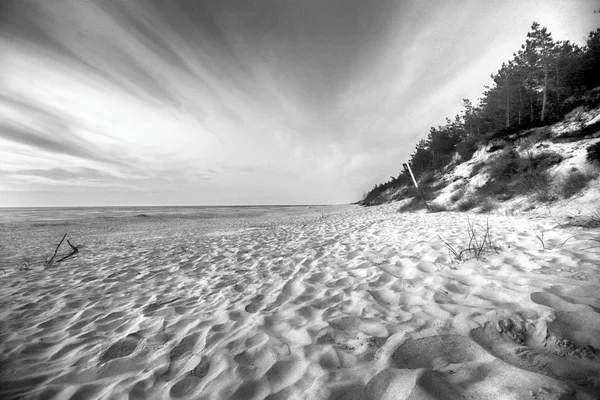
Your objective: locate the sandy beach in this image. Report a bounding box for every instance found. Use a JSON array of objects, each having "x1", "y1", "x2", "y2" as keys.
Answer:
[{"x1": 1, "y1": 204, "x2": 599, "y2": 399}]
